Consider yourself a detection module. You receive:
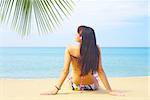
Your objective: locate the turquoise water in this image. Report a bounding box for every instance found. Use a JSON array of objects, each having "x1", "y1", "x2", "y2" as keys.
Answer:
[{"x1": 0, "y1": 47, "x2": 149, "y2": 79}]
